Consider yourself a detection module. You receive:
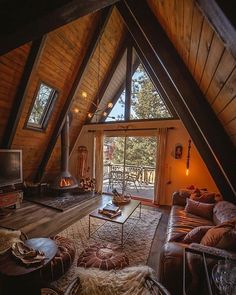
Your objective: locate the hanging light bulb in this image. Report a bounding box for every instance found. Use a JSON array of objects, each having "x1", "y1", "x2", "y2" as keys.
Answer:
[
  {"x1": 107, "y1": 102, "x2": 113, "y2": 109},
  {"x1": 74, "y1": 107, "x2": 79, "y2": 114},
  {"x1": 103, "y1": 111, "x2": 108, "y2": 117},
  {"x1": 82, "y1": 91, "x2": 87, "y2": 98},
  {"x1": 87, "y1": 112, "x2": 93, "y2": 119}
]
